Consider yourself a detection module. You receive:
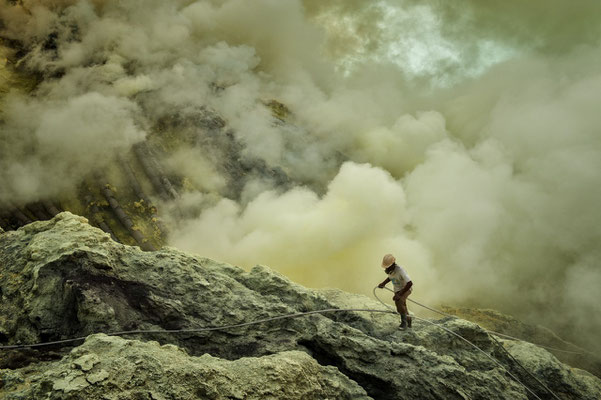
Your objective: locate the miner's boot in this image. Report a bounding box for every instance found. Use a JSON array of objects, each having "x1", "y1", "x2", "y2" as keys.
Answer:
[
  {"x1": 407, "y1": 315, "x2": 412, "y2": 329},
  {"x1": 399, "y1": 314, "x2": 407, "y2": 330}
]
